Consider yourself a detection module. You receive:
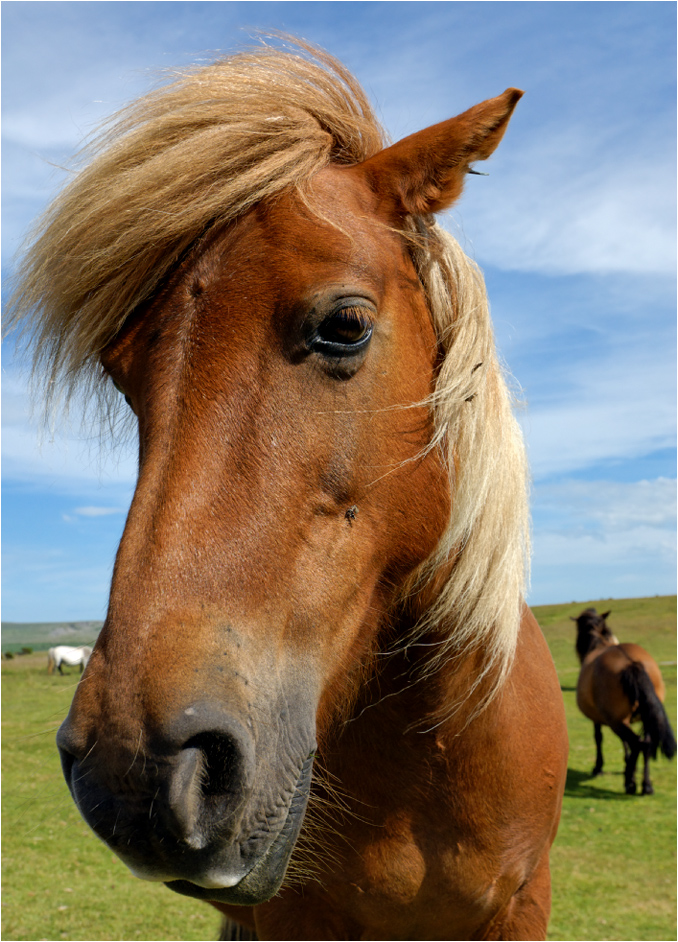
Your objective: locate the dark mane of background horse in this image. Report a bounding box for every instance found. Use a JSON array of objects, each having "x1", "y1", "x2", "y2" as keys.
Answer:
[{"x1": 572, "y1": 607, "x2": 615, "y2": 662}]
